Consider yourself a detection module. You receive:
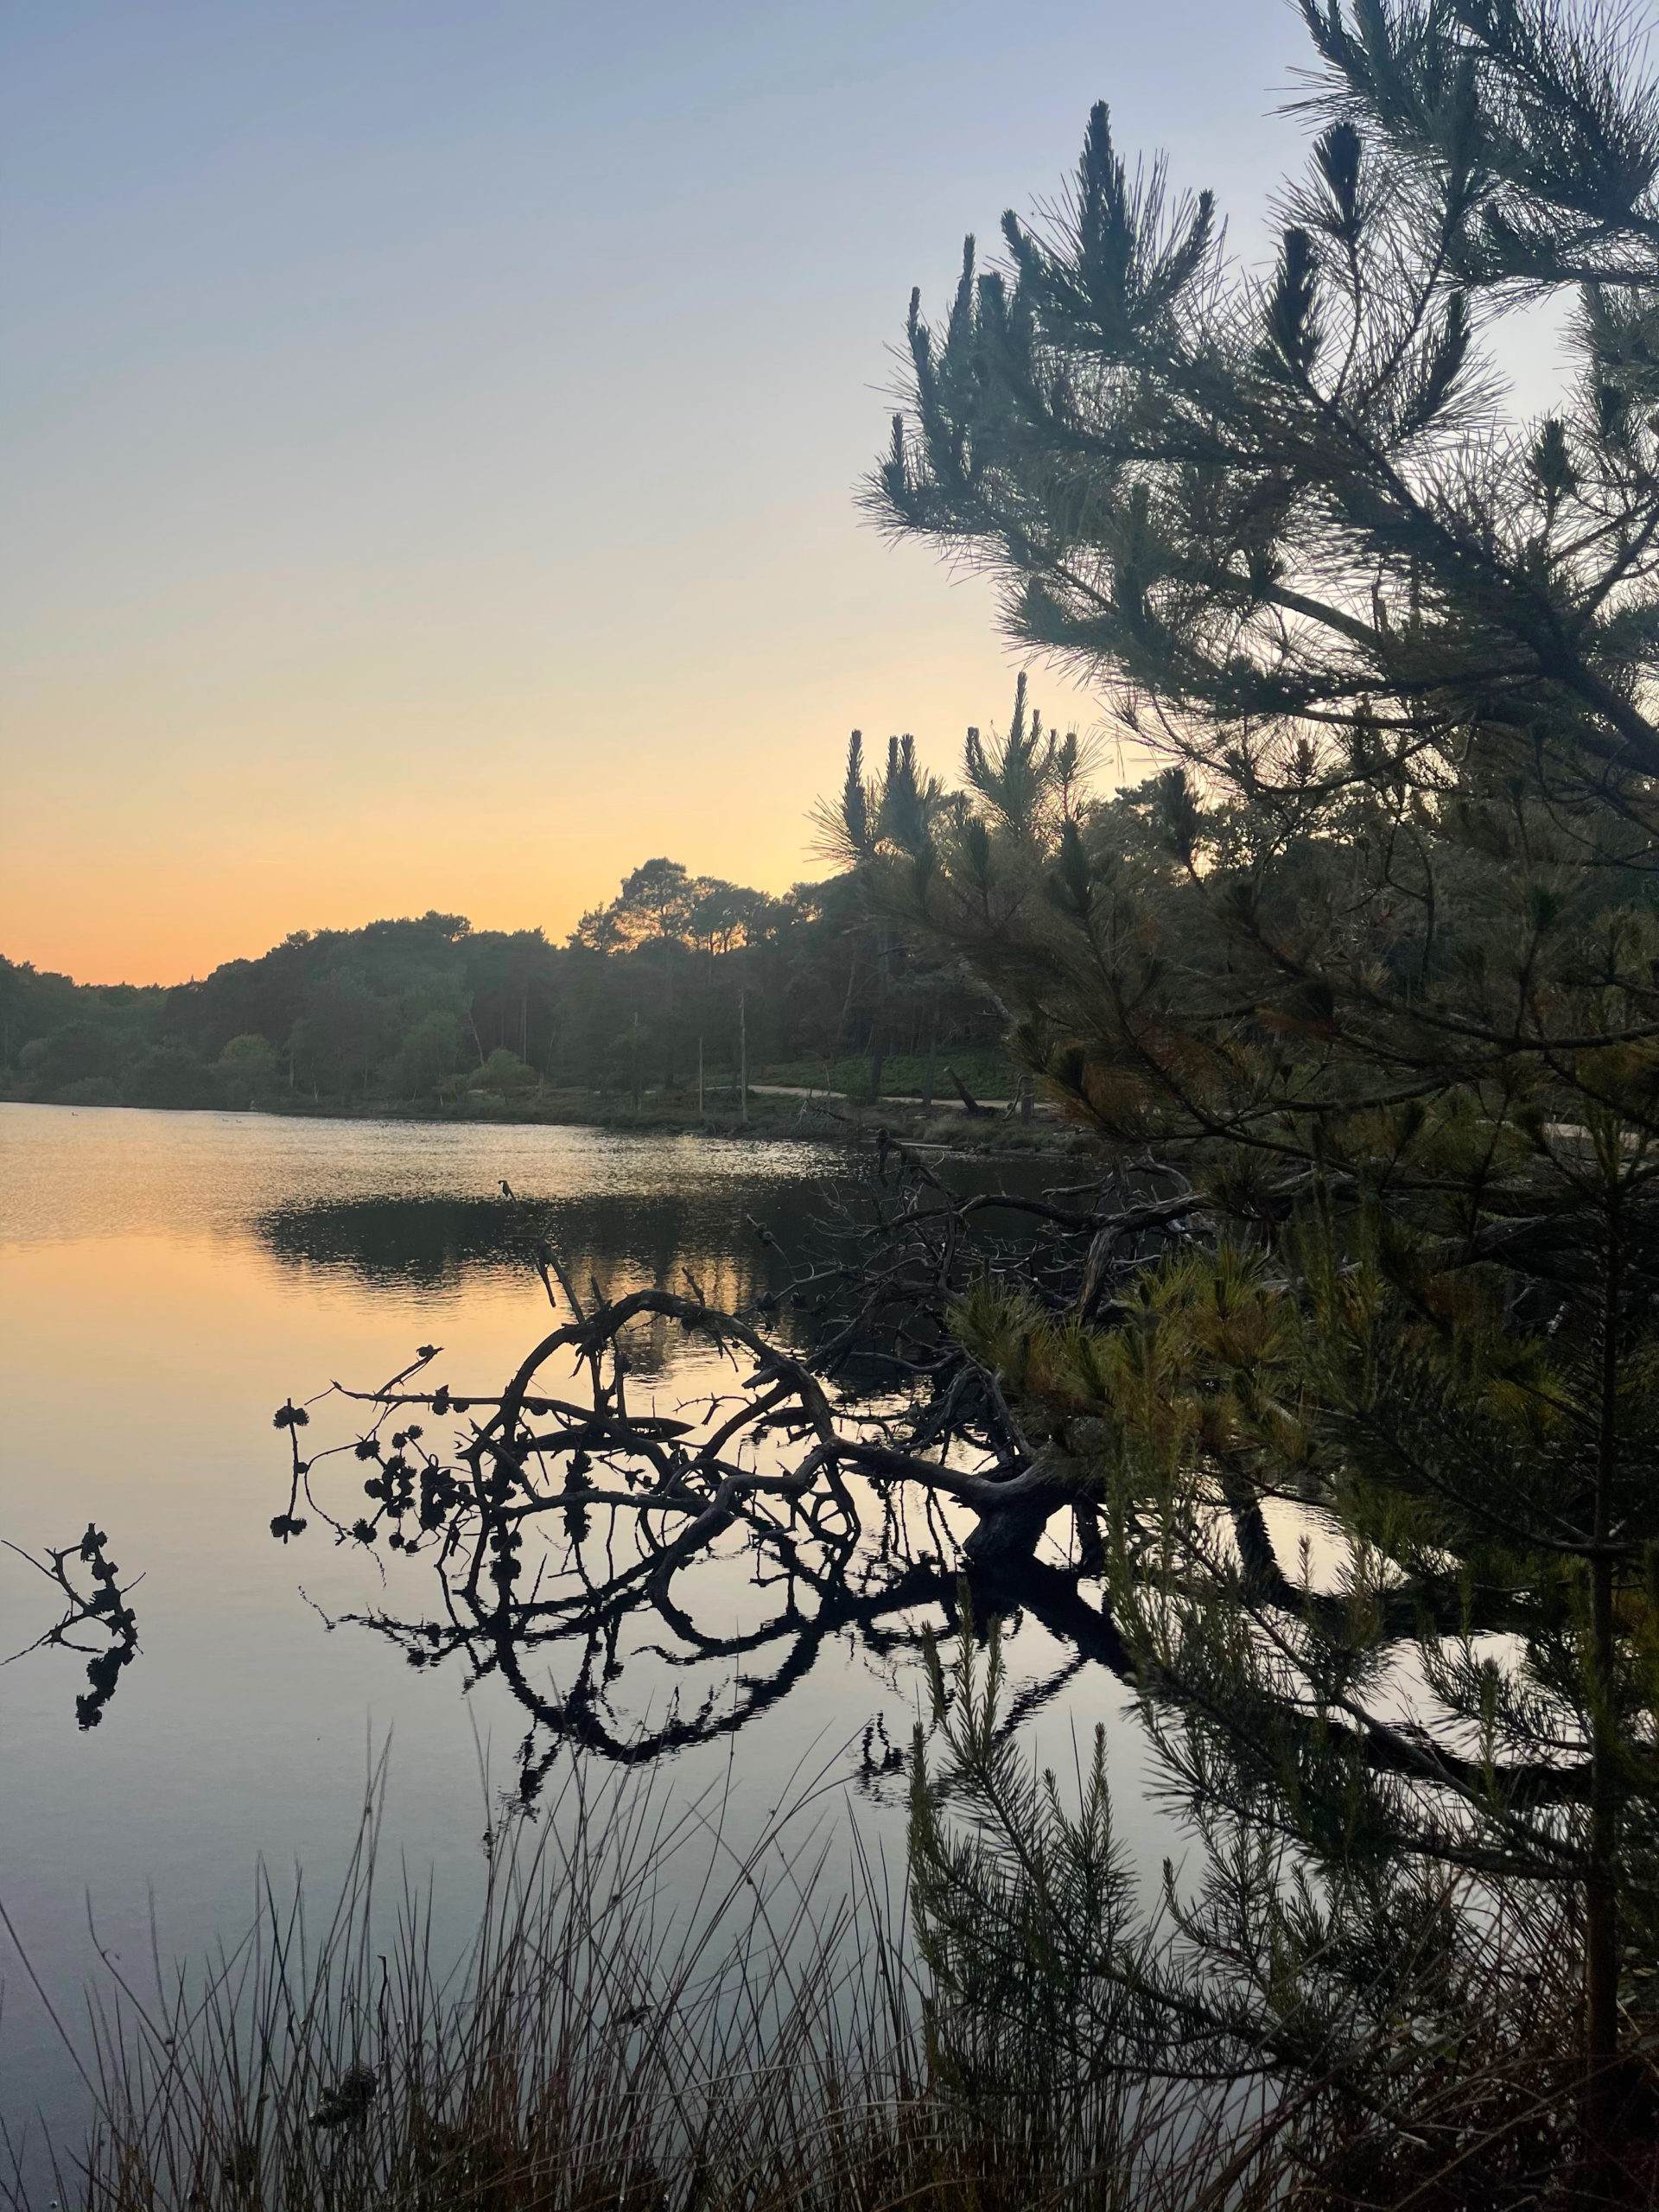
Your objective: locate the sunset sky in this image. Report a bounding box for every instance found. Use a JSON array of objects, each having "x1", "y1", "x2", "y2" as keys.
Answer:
[{"x1": 4, "y1": 0, "x2": 1321, "y2": 984}]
